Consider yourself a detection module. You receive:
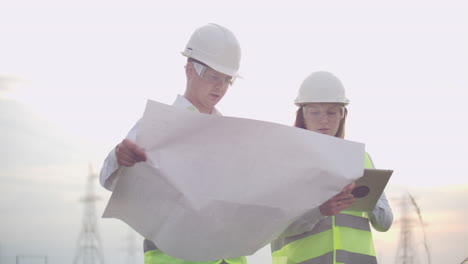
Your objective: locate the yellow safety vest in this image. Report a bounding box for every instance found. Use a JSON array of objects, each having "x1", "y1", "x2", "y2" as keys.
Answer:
[
  {"x1": 144, "y1": 249, "x2": 247, "y2": 264},
  {"x1": 271, "y1": 153, "x2": 377, "y2": 264}
]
